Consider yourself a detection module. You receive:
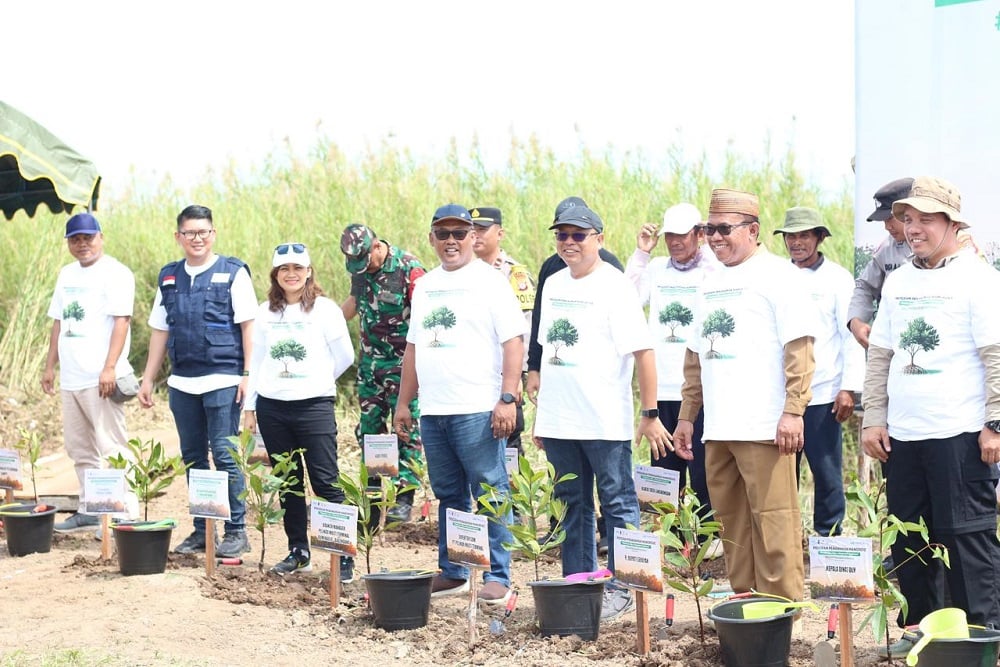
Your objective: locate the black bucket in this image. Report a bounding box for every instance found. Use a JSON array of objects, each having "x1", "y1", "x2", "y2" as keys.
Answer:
[
  {"x1": 528, "y1": 579, "x2": 606, "y2": 641},
  {"x1": 707, "y1": 597, "x2": 796, "y2": 667},
  {"x1": 912, "y1": 626, "x2": 1000, "y2": 666},
  {"x1": 0, "y1": 503, "x2": 57, "y2": 557},
  {"x1": 113, "y1": 521, "x2": 174, "y2": 576},
  {"x1": 363, "y1": 570, "x2": 435, "y2": 631}
]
